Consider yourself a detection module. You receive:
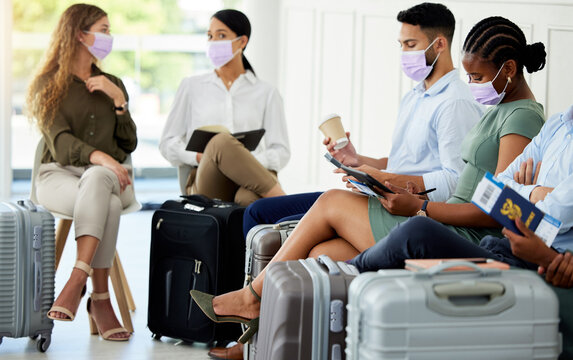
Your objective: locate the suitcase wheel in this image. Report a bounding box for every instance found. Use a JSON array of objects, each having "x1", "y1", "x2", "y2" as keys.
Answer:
[
  {"x1": 36, "y1": 335, "x2": 50, "y2": 352},
  {"x1": 152, "y1": 333, "x2": 162, "y2": 341}
]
